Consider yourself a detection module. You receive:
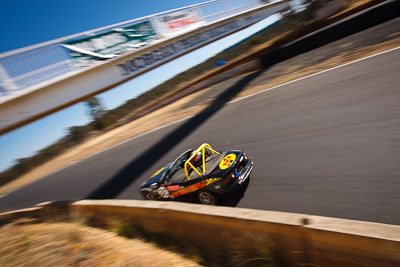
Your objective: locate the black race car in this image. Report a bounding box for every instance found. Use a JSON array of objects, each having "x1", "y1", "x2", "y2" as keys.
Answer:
[{"x1": 140, "y1": 143, "x2": 253, "y2": 205}]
